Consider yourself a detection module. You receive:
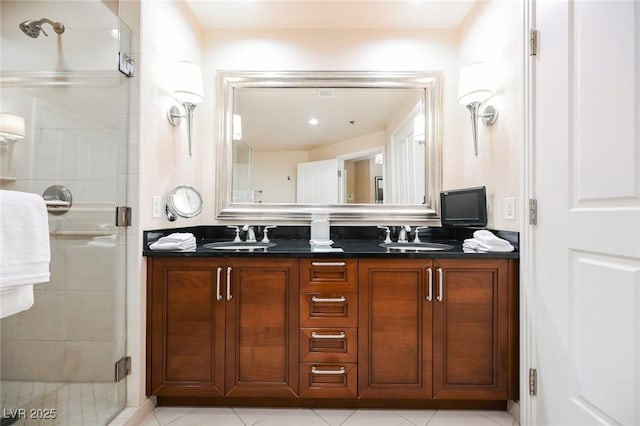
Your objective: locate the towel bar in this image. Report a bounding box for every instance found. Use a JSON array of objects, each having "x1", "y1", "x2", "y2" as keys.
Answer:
[{"x1": 43, "y1": 185, "x2": 72, "y2": 215}]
